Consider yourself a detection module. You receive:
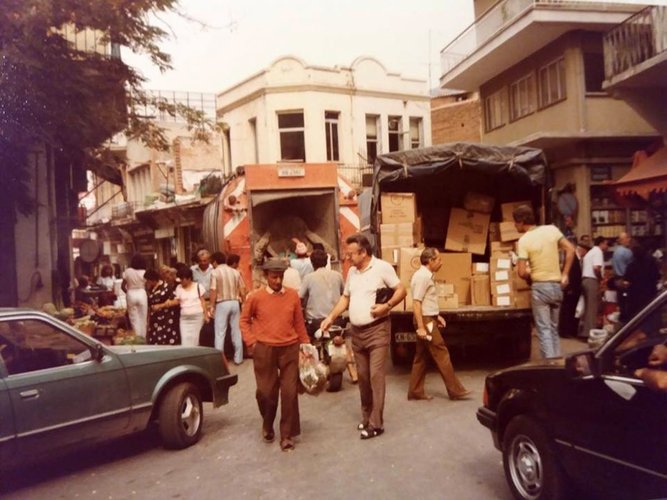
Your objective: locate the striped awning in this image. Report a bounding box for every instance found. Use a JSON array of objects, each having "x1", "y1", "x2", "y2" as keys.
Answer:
[{"x1": 615, "y1": 146, "x2": 667, "y2": 199}]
